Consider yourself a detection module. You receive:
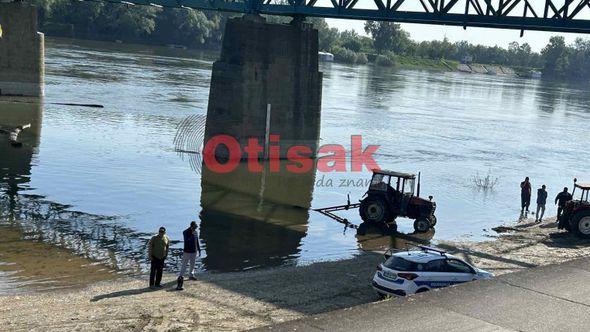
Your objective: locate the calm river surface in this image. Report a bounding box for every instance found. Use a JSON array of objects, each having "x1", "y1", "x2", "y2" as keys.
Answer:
[{"x1": 1, "y1": 37, "x2": 590, "y2": 281}]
